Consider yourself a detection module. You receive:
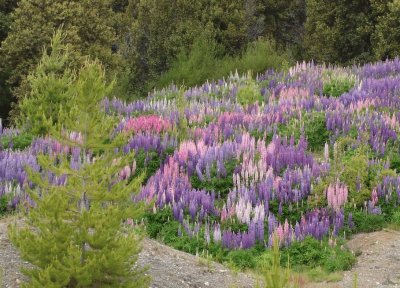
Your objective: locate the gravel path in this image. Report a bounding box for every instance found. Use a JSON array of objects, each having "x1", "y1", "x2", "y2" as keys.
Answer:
[
  {"x1": 2, "y1": 215, "x2": 400, "y2": 288},
  {"x1": 309, "y1": 229, "x2": 400, "y2": 288}
]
